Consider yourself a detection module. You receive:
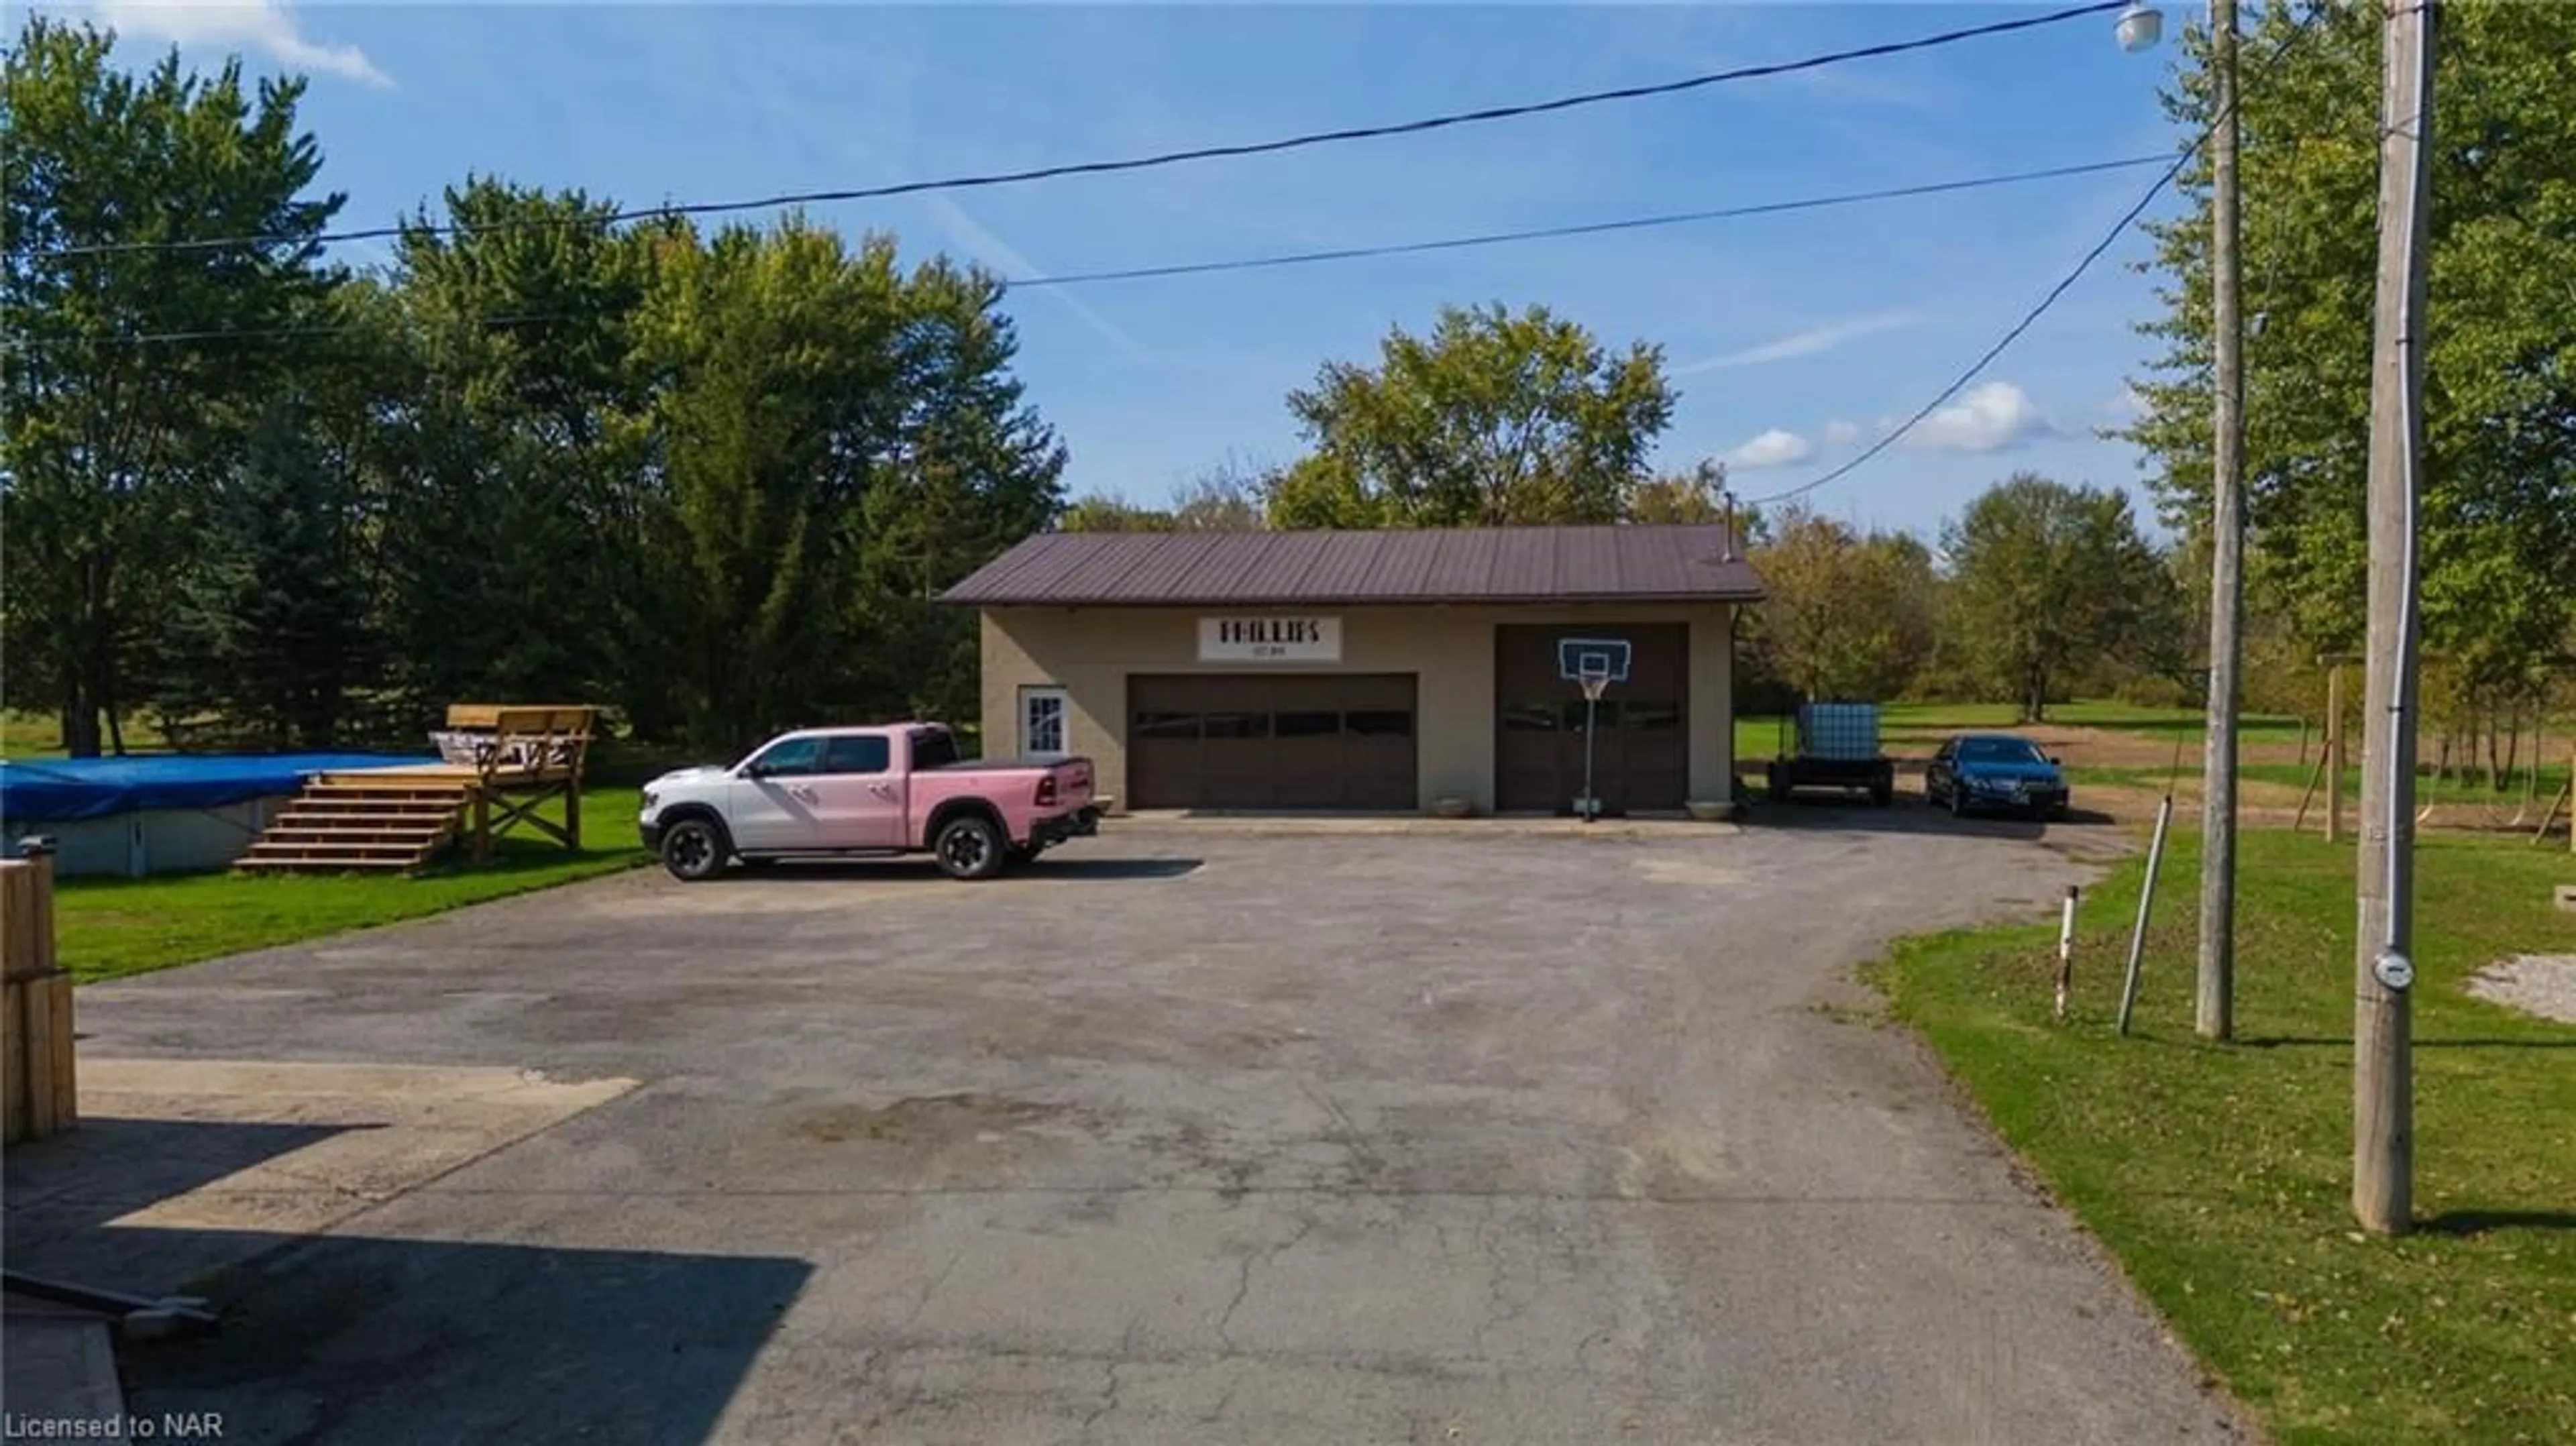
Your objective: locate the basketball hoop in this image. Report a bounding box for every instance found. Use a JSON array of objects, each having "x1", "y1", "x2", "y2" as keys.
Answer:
[{"x1": 1560, "y1": 642, "x2": 1629, "y2": 824}]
